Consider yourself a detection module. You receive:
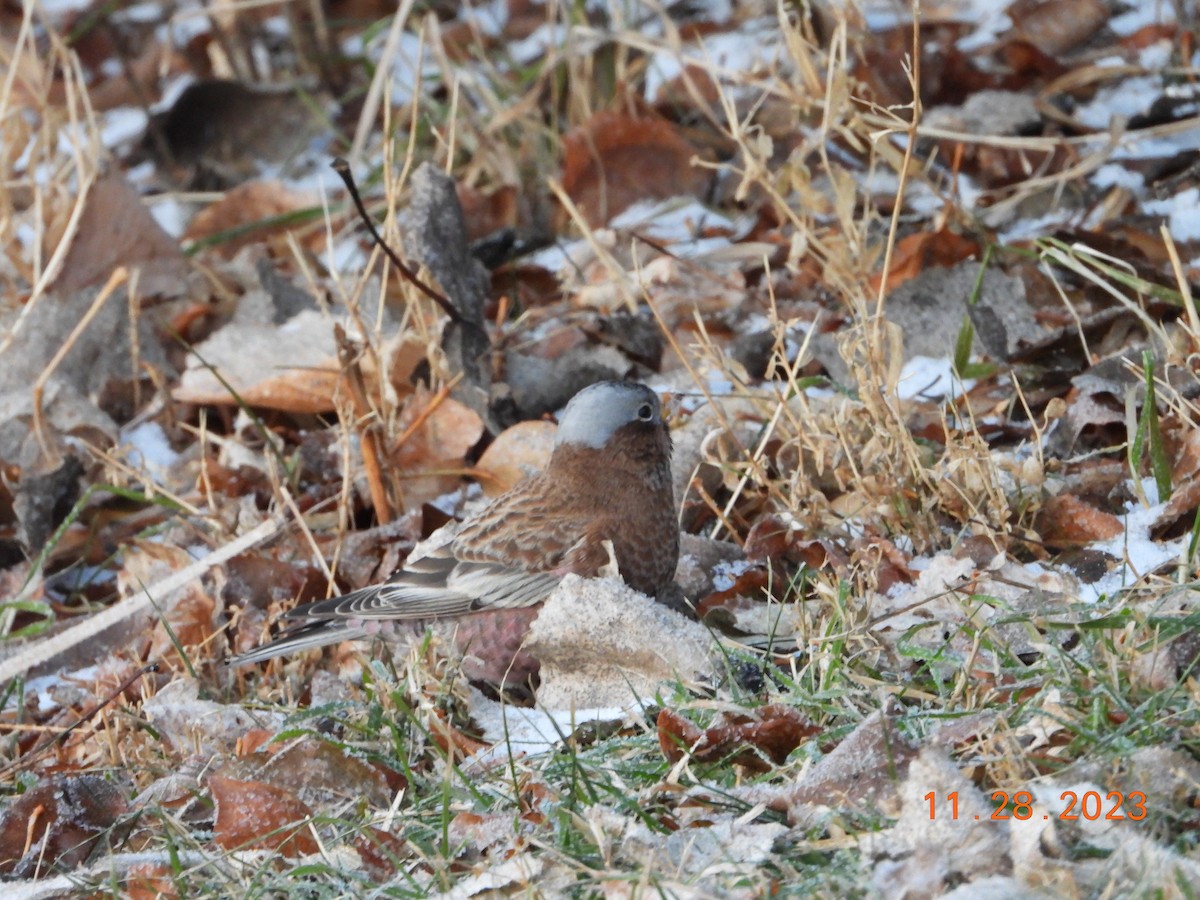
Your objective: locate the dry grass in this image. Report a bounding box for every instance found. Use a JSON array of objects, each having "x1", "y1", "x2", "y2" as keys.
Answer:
[{"x1": 4, "y1": 0, "x2": 1200, "y2": 895}]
